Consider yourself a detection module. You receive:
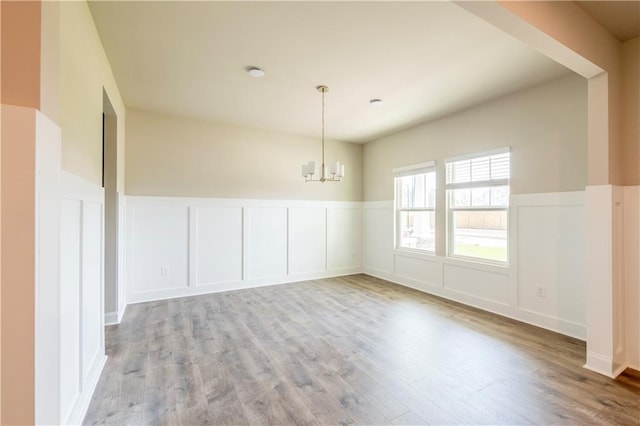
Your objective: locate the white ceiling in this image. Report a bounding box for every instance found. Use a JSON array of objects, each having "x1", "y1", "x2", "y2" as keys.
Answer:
[{"x1": 88, "y1": 1, "x2": 574, "y2": 143}]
